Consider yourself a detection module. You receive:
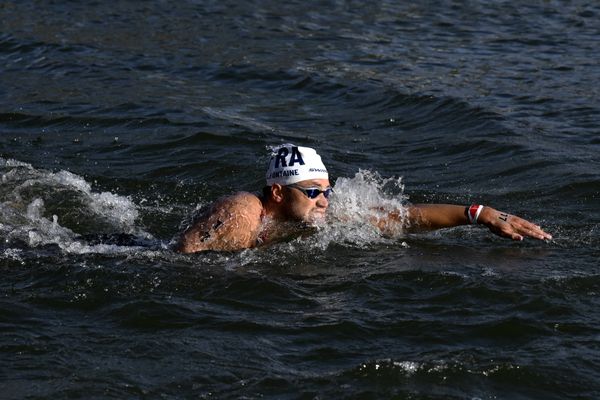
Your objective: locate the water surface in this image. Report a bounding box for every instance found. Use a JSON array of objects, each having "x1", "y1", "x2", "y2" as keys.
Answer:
[{"x1": 1, "y1": 1, "x2": 599, "y2": 398}]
